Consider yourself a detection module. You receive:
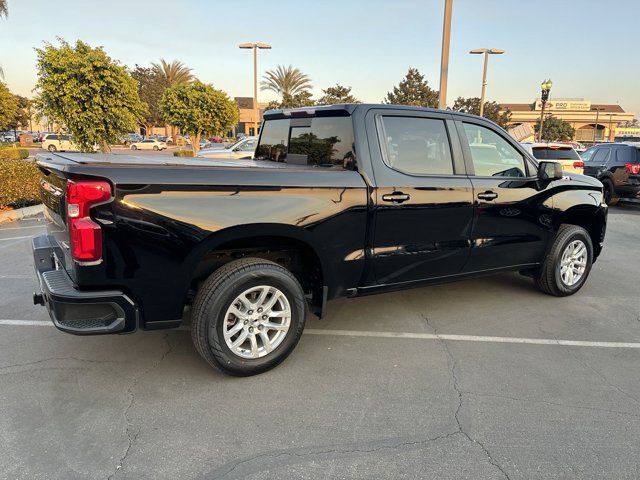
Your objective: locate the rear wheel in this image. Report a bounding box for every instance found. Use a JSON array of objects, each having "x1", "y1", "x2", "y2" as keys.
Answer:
[
  {"x1": 47, "y1": 144, "x2": 57, "y2": 152},
  {"x1": 153, "y1": 145, "x2": 159, "y2": 151},
  {"x1": 534, "y1": 224, "x2": 593, "y2": 296},
  {"x1": 602, "y1": 178, "x2": 618, "y2": 206},
  {"x1": 131, "y1": 145, "x2": 137, "y2": 150},
  {"x1": 191, "y1": 258, "x2": 307, "y2": 376}
]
